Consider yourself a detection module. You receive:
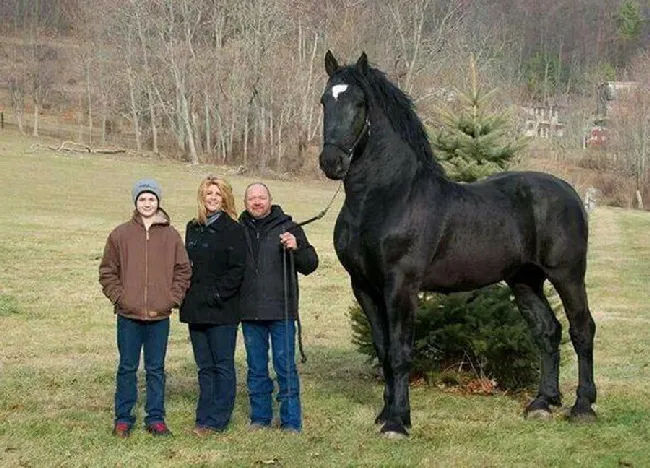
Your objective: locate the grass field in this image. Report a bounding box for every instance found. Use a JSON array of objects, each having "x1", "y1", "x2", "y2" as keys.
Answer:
[{"x1": 1, "y1": 131, "x2": 650, "y2": 467}]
